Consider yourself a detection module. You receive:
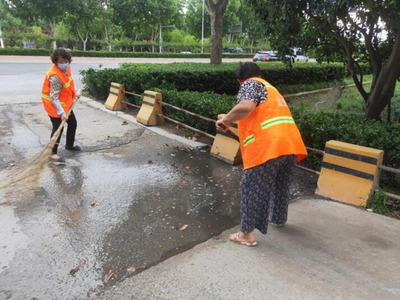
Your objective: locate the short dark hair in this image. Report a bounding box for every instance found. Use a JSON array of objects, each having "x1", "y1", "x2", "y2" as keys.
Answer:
[
  {"x1": 50, "y1": 48, "x2": 72, "y2": 64},
  {"x1": 235, "y1": 62, "x2": 261, "y2": 81}
]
